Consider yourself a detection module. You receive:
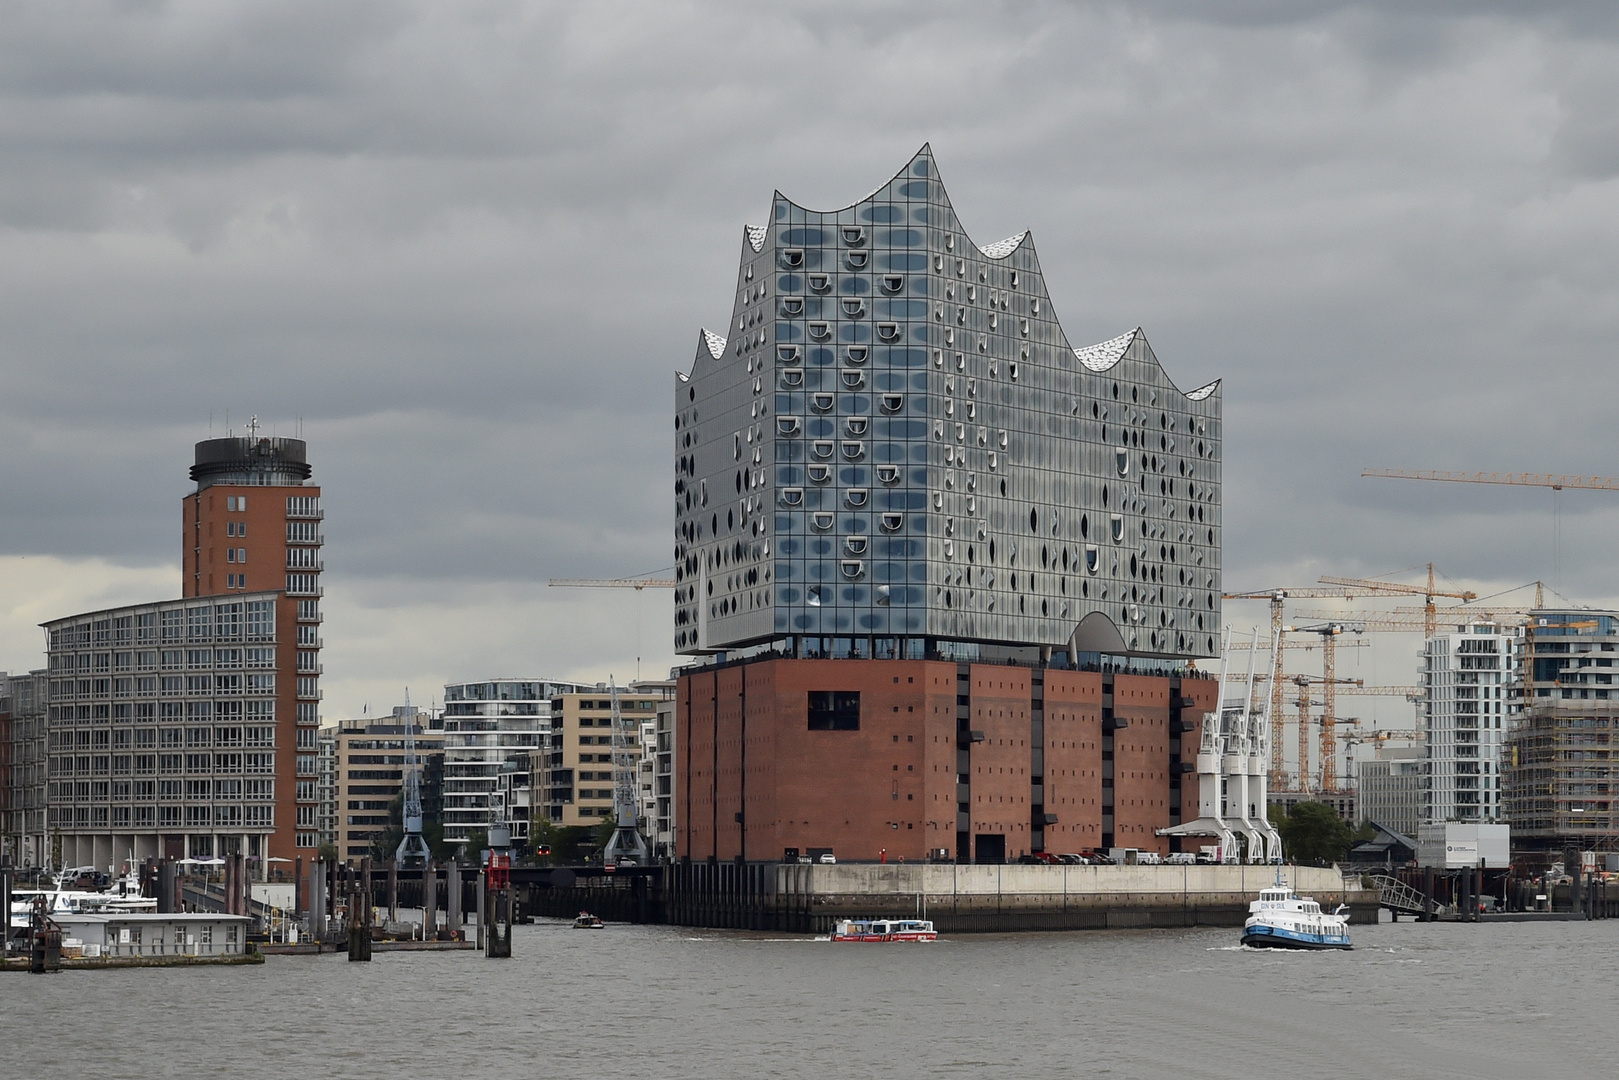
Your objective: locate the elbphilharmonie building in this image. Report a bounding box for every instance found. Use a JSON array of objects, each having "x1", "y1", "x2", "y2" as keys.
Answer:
[{"x1": 675, "y1": 146, "x2": 1221, "y2": 663}]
